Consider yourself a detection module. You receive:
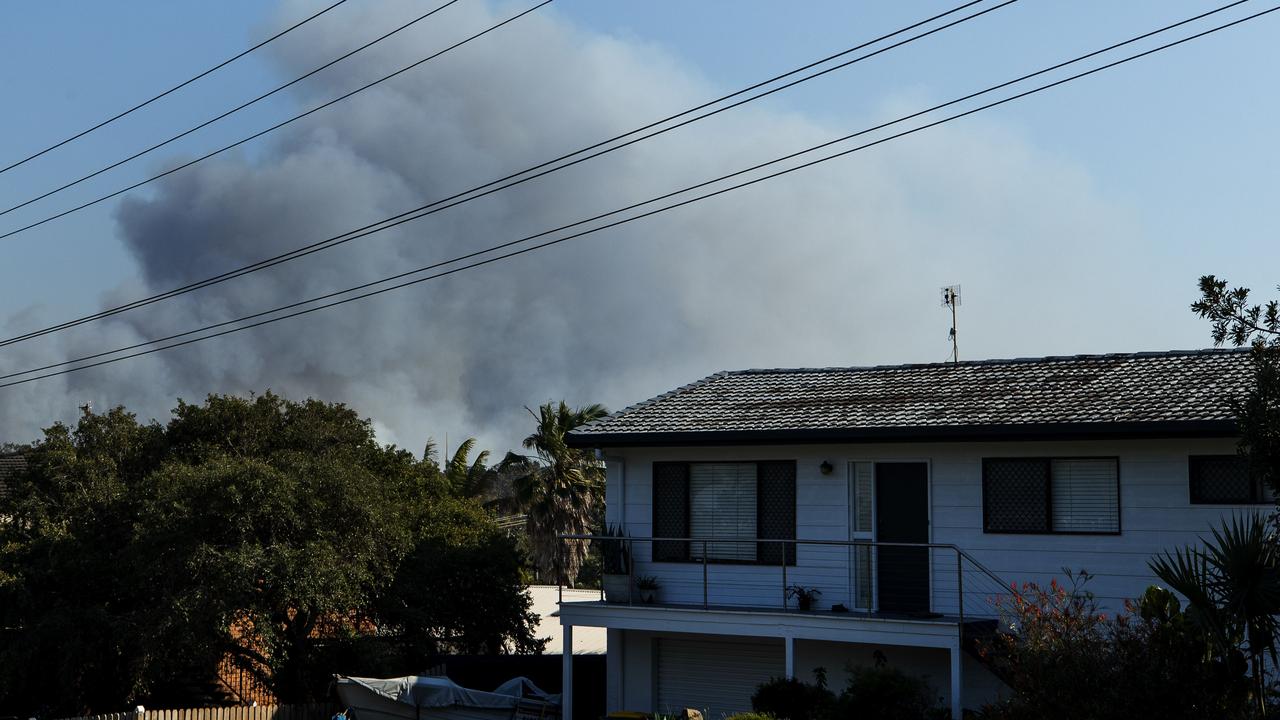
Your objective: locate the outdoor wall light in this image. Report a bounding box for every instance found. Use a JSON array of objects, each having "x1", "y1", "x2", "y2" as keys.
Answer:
[{"x1": 819, "y1": 460, "x2": 833, "y2": 475}]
